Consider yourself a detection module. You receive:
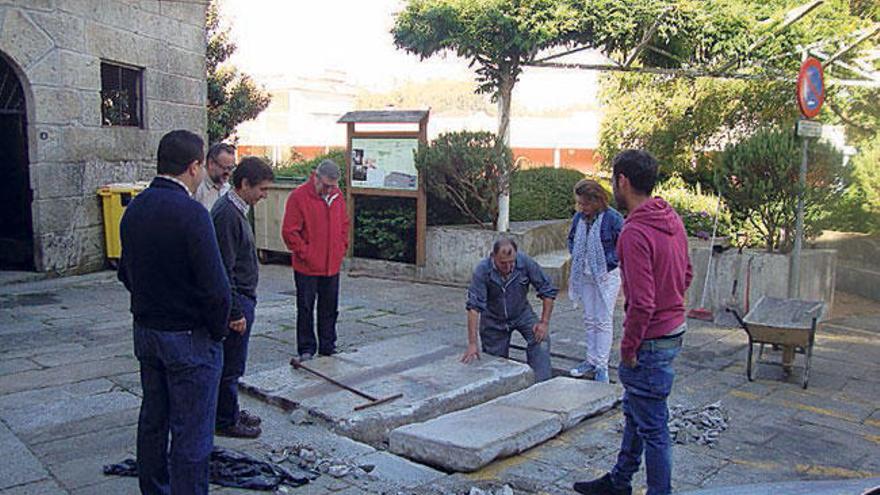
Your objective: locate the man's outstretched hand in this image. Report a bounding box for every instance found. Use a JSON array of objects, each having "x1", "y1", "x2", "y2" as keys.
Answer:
[
  {"x1": 532, "y1": 321, "x2": 549, "y2": 343},
  {"x1": 460, "y1": 343, "x2": 480, "y2": 364}
]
